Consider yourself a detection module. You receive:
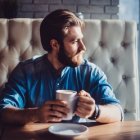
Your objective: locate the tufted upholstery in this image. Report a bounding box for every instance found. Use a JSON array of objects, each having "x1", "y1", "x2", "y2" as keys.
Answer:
[{"x1": 0, "y1": 19, "x2": 139, "y2": 120}]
